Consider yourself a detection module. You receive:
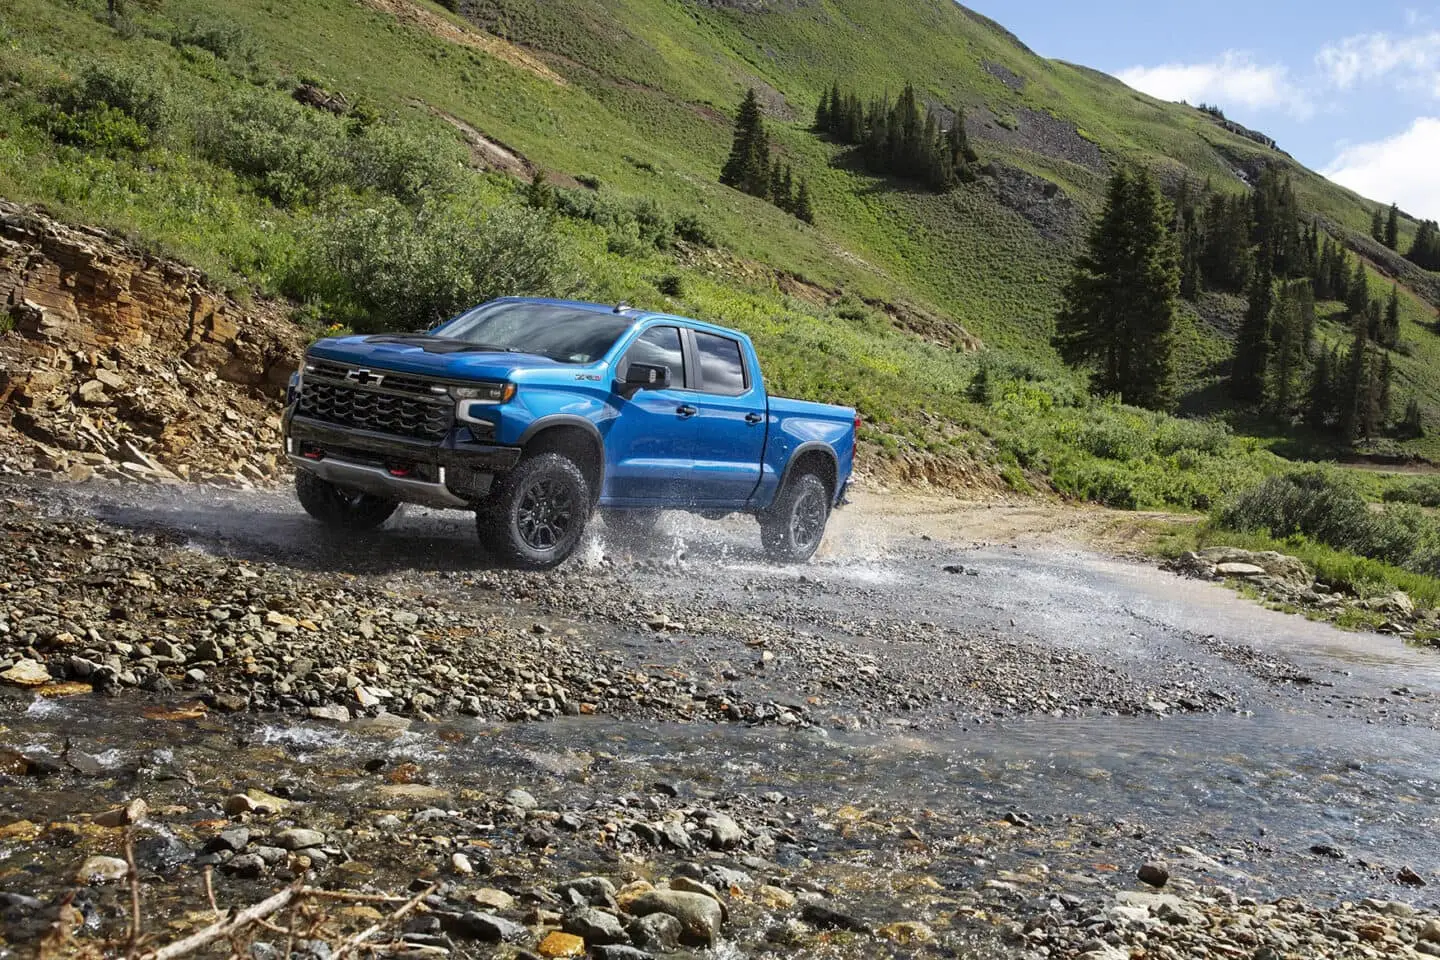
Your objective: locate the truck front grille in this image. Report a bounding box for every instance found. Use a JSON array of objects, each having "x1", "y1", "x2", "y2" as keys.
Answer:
[{"x1": 297, "y1": 364, "x2": 453, "y2": 441}]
